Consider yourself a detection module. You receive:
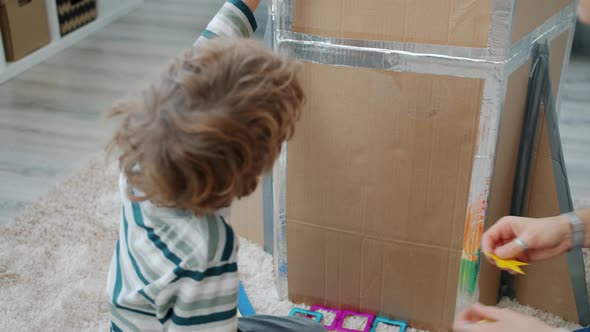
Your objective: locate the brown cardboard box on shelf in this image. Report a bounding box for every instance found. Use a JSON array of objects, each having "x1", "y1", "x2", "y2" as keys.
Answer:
[
  {"x1": 272, "y1": 0, "x2": 580, "y2": 330},
  {"x1": 0, "y1": 0, "x2": 50, "y2": 61}
]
